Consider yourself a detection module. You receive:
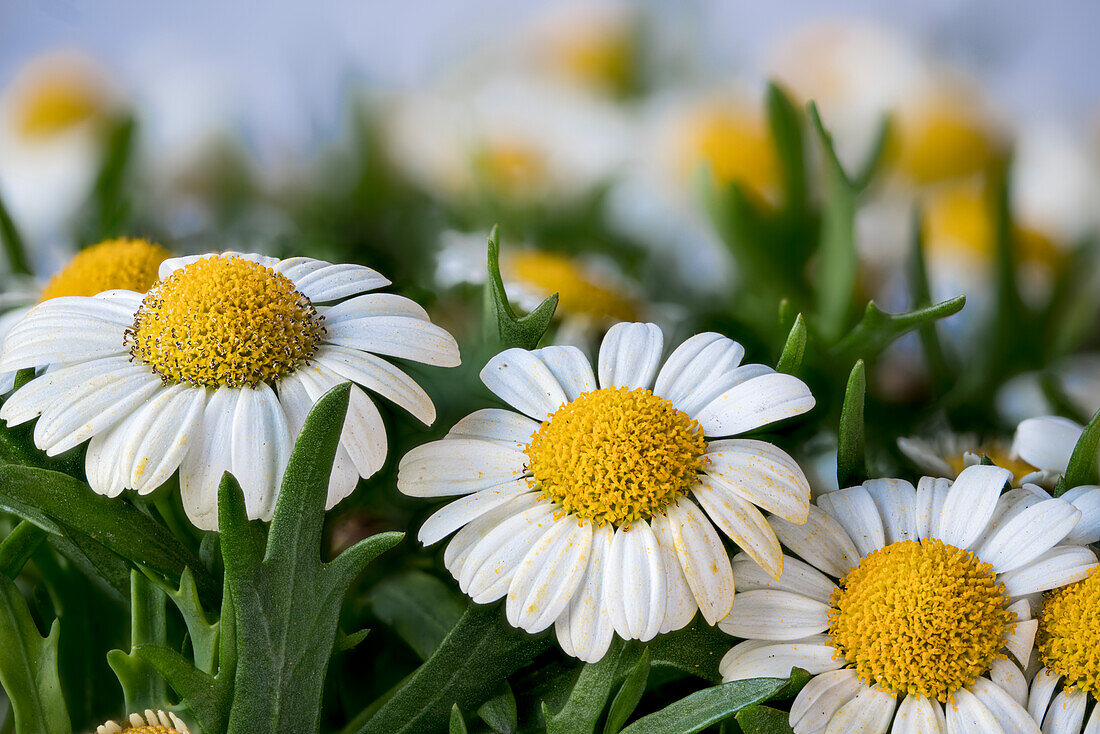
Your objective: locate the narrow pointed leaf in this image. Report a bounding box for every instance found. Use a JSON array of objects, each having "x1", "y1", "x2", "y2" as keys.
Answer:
[
  {"x1": 837, "y1": 361, "x2": 866, "y2": 487},
  {"x1": 735, "y1": 705, "x2": 793, "y2": 734},
  {"x1": 545, "y1": 638, "x2": 636, "y2": 734},
  {"x1": 766, "y1": 82, "x2": 806, "y2": 219},
  {"x1": 485, "y1": 225, "x2": 558, "y2": 349},
  {"x1": 907, "y1": 207, "x2": 953, "y2": 391},
  {"x1": 449, "y1": 705, "x2": 468, "y2": 734},
  {"x1": 1056, "y1": 408, "x2": 1100, "y2": 494},
  {"x1": 603, "y1": 647, "x2": 650, "y2": 734},
  {"x1": 776, "y1": 314, "x2": 807, "y2": 375},
  {"x1": 0, "y1": 185, "x2": 30, "y2": 276},
  {"x1": 617, "y1": 678, "x2": 787, "y2": 734}
]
